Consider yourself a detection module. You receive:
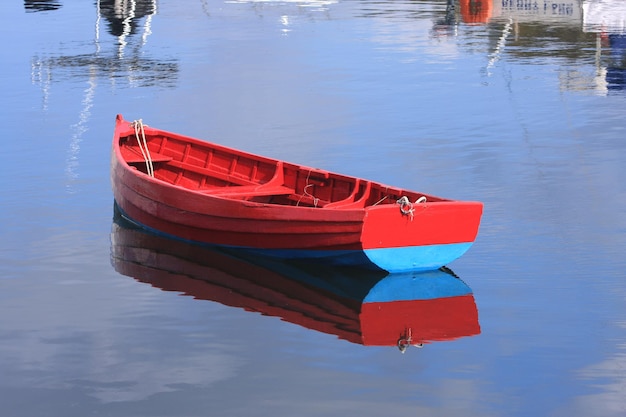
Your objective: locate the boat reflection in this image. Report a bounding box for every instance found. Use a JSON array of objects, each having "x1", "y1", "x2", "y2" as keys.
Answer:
[
  {"x1": 110, "y1": 211, "x2": 481, "y2": 351},
  {"x1": 24, "y1": 0, "x2": 61, "y2": 12},
  {"x1": 29, "y1": 0, "x2": 178, "y2": 191},
  {"x1": 582, "y1": 0, "x2": 626, "y2": 91},
  {"x1": 98, "y1": 0, "x2": 157, "y2": 40},
  {"x1": 31, "y1": 0, "x2": 178, "y2": 88},
  {"x1": 452, "y1": 0, "x2": 625, "y2": 91}
]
